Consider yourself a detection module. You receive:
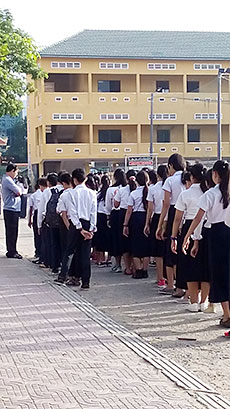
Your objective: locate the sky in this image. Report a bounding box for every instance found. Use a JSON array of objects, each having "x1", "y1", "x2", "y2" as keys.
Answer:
[{"x1": 1, "y1": 0, "x2": 230, "y2": 48}]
